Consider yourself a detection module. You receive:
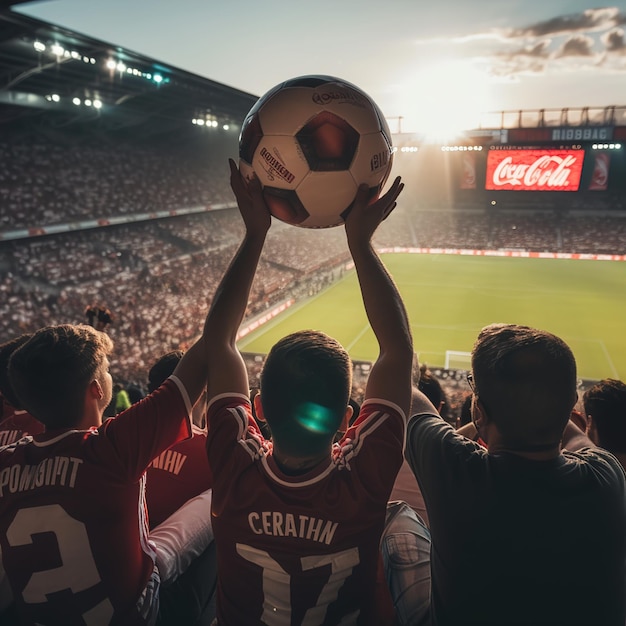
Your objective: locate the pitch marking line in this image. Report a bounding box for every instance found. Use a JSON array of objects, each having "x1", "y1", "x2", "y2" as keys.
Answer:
[
  {"x1": 598, "y1": 340, "x2": 620, "y2": 378},
  {"x1": 345, "y1": 324, "x2": 371, "y2": 352}
]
